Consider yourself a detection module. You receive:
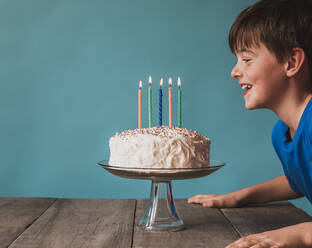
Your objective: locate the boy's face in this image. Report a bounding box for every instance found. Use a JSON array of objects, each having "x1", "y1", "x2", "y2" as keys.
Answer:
[{"x1": 231, "y1": 43, "x2": 288, "y2": 110}]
